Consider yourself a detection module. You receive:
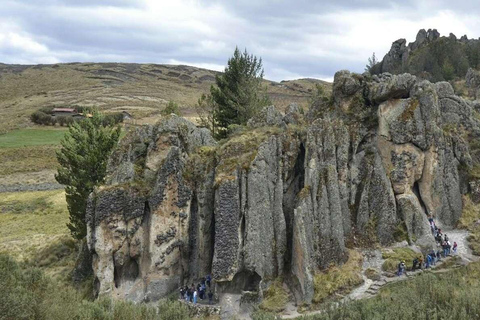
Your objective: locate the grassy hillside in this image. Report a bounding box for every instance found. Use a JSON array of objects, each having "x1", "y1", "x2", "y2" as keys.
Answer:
[{"x1": 0, "y1": 62, "x2": 330, "y2": 133}]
